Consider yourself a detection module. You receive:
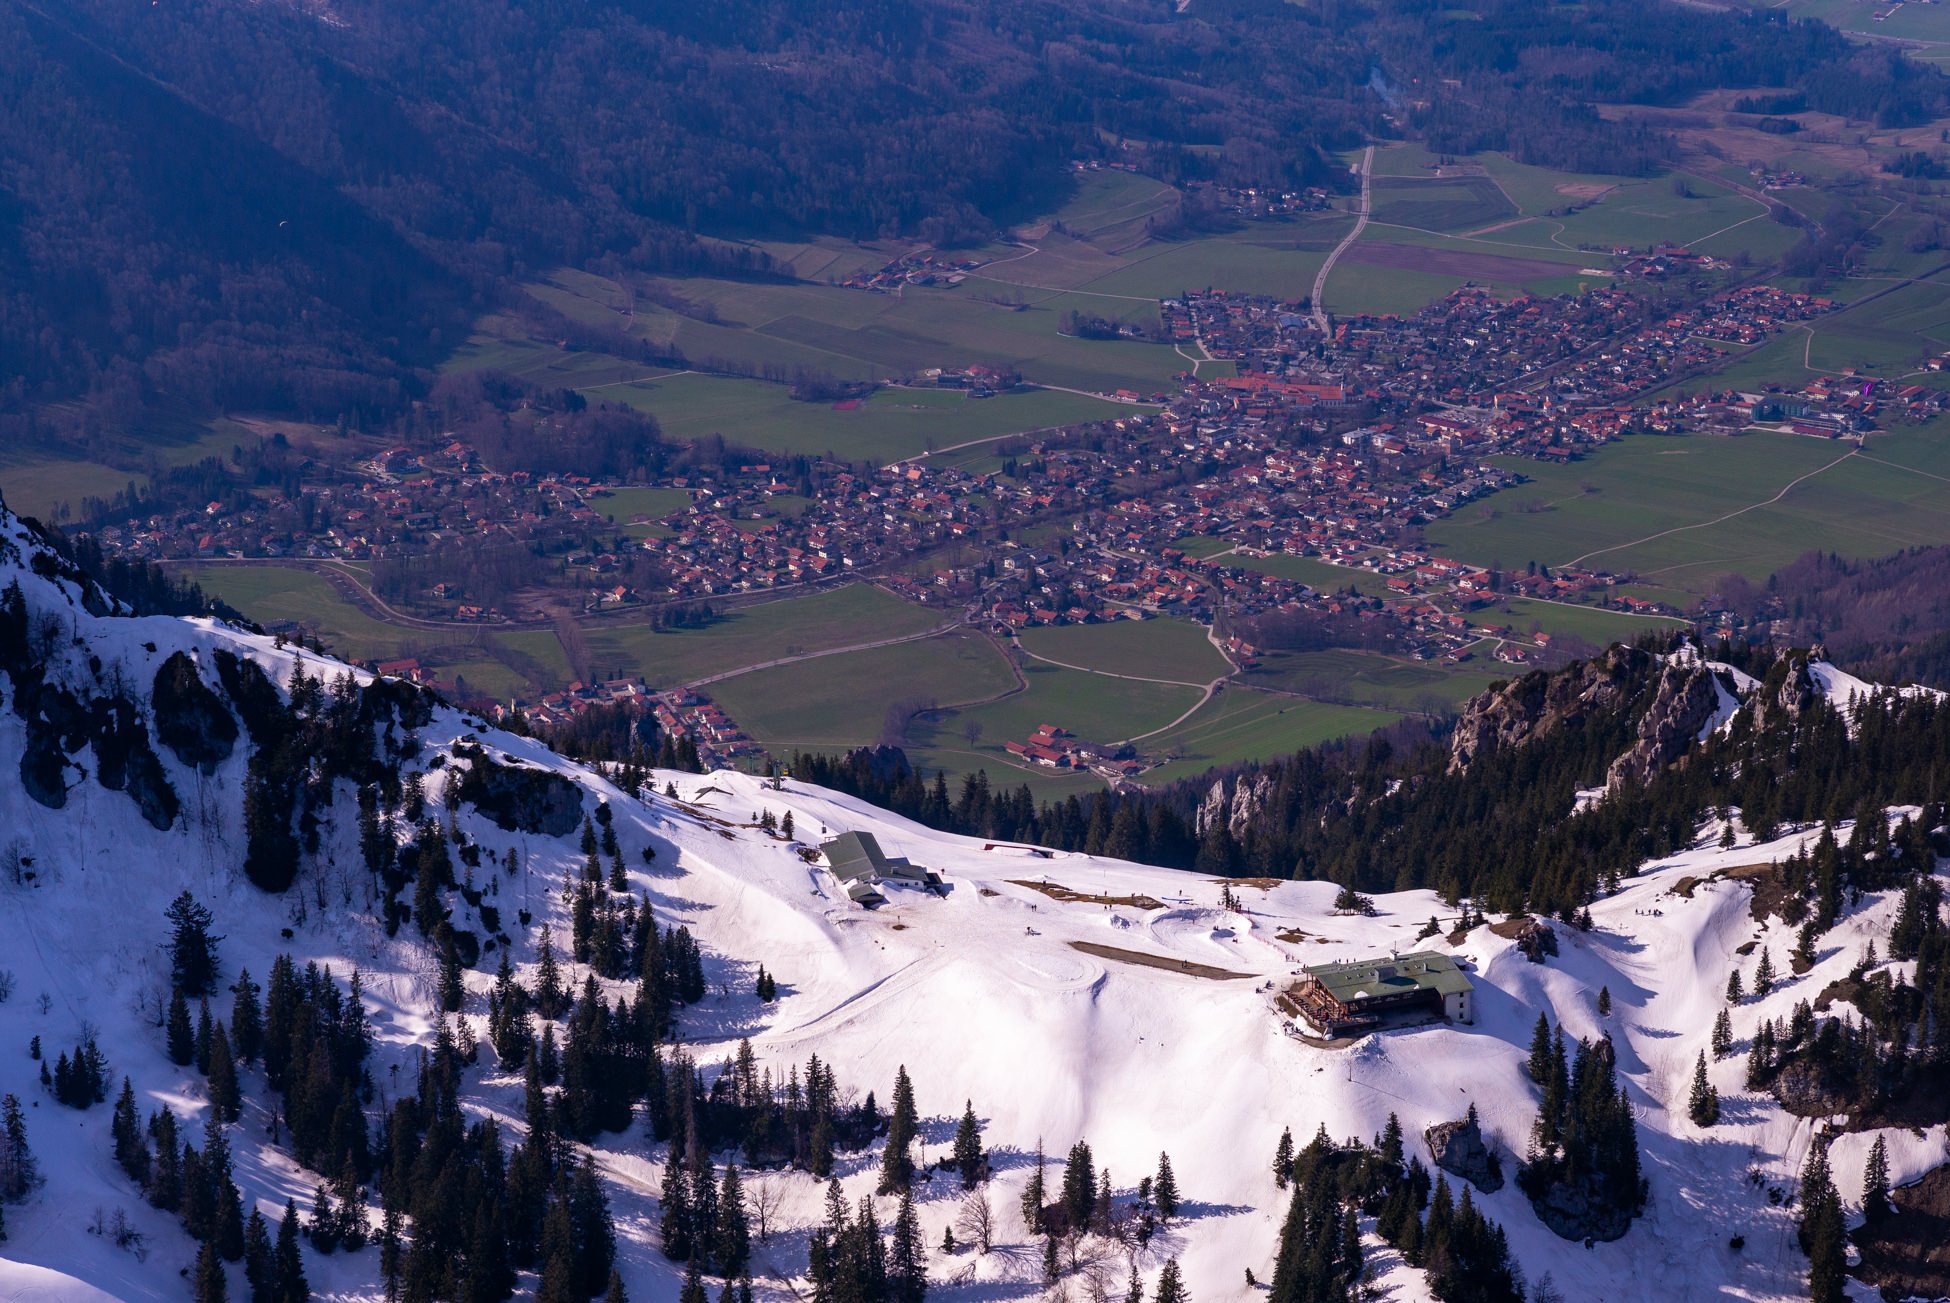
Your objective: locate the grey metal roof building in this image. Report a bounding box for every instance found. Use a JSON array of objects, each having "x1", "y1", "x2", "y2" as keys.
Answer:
[{"x1": 819, "y1": 830, "x2": 938, "y2": 907}]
